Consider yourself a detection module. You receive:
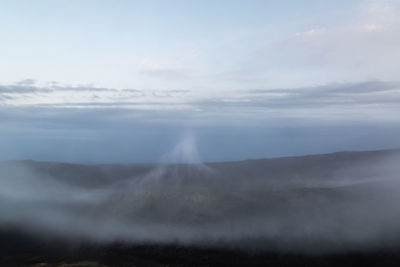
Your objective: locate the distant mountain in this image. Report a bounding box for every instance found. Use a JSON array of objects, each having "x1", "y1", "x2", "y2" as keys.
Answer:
[{"x1": 2, "y1": 148, "x2": 399, "y2": 188}]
